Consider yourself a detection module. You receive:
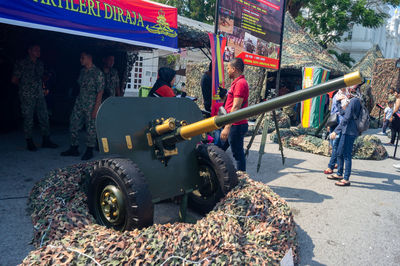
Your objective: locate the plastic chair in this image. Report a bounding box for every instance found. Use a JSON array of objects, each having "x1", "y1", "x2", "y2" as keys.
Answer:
[{"x1": 139, "y1": 86, "x2": 151, "y2": 97}]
